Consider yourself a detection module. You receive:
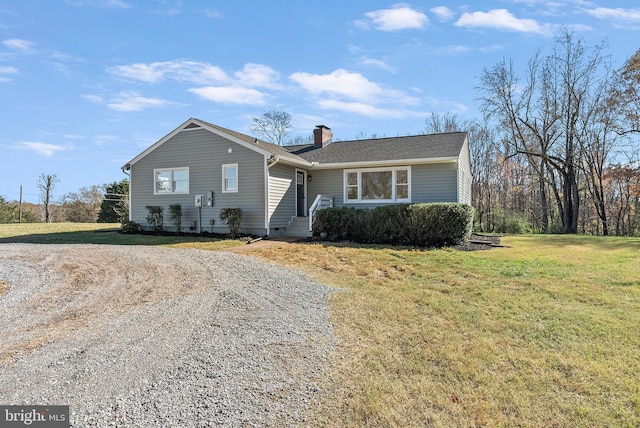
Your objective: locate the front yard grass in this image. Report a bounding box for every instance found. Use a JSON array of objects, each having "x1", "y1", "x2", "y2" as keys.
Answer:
[
  {"x1": 1, "y1": 224, "x2": 638, "y2": 426},
  {"x1": 252, "y1": 235, "x2": 640, "y2": 427}
]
